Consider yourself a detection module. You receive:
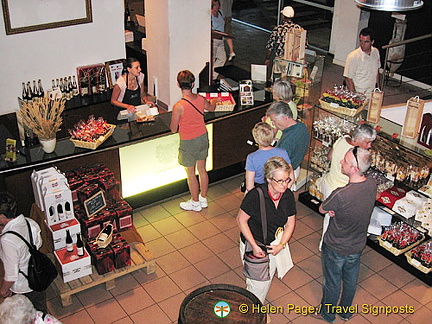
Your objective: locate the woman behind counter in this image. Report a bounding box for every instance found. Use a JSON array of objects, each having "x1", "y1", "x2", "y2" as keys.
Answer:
[
  {"x1": 110, "y1": 57, "x2": 153, "y2": 112},
  {"x1": 237, "y1": 156, "x2": 296, "y2": 304}
]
